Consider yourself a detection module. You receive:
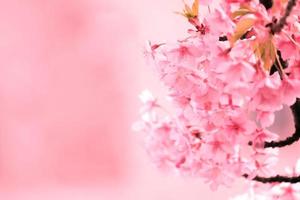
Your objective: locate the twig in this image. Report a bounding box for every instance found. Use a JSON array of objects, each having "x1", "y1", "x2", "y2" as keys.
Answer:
[
  {"x1": 244, "y1": 174, "x2": 300, "y2": 183},
  {"x1": 270, "y1": 0, "x2": 297, "y2": 34},
  {"x1": 264, "y1": 99, "x2": 300, "y2": 148}
]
